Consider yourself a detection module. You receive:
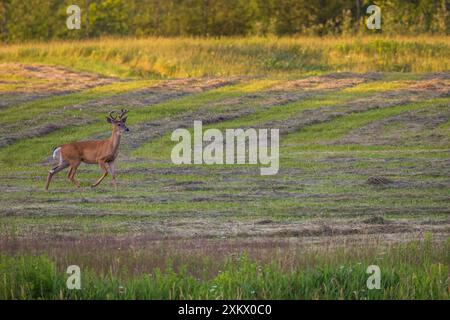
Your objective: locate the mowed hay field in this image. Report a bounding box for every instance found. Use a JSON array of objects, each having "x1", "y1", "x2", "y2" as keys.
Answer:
[{"x1": 0, "y1": 37, "x2": 449, "y2": 299}]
